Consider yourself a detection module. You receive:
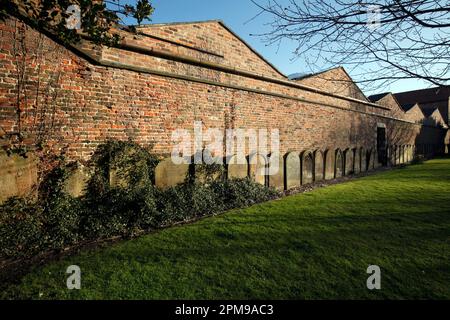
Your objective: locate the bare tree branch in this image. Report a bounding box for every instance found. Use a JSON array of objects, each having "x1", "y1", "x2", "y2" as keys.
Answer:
[{"x1": 251, "y1": 0, "x2": 450, "y2": 92}]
